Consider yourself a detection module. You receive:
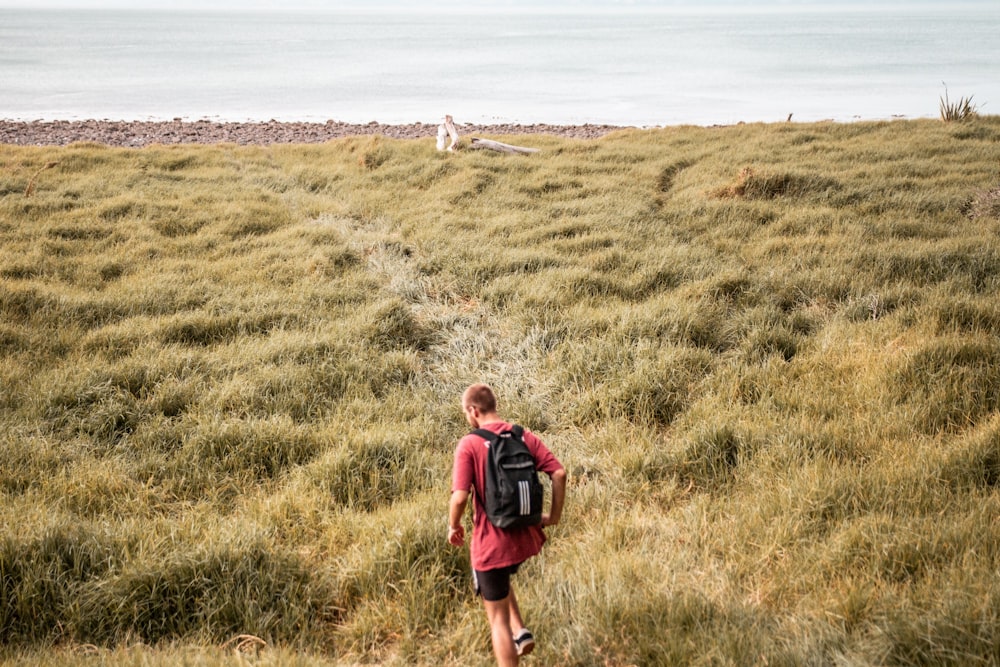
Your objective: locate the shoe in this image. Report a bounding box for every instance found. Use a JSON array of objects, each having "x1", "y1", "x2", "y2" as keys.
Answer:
[{"x1": 513, "y1": 628, "x2": 535, "y2": 657}]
